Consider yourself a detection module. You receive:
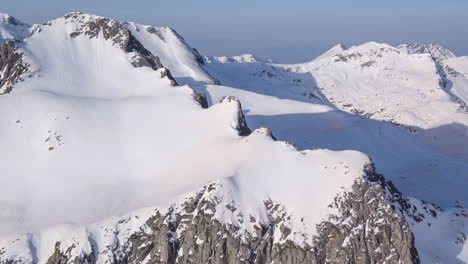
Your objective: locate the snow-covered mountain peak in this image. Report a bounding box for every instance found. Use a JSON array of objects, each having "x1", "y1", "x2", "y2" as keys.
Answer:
[
  {"x1": 398, "y1": 43, "x2": 456, "y2": 61},
  {"x1": 0, "y1": 12, "x2": 29, "y2": 43},
  {"x1": 313, "y1": 43, "x2": 347, "y2": 61},
  {"x1": 3, "y1": 12, "x2": 183, "y2": 97},
  {"x1": 32, "y1": 12, "x2": 134, "y2": 50},
  {"x1": 349, "y1": 41, "x2": 395, "y2": 51},
  {"x1": 332, "y1": 41, "x2": 401, "y2": 62},
  {"x1": 124, "y1": 21, "x2": 219, "y2": 86},
  {"x1": 0, "y1": 12, "x2": 27, "y2": 26}
]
